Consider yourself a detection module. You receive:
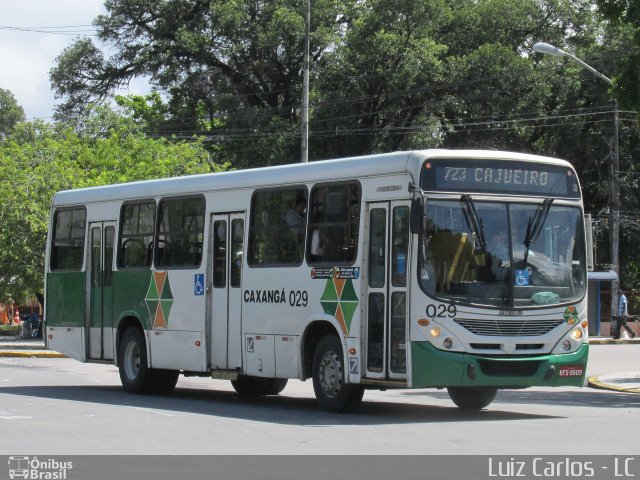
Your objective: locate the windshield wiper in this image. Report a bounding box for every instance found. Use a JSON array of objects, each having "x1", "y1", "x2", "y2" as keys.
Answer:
[
  {"x1": 460, "y1": 194, "x2": 487, "y2": 253},
  {"x1": 523, "y1": 198, "x2": 554, "y2": 267}
]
